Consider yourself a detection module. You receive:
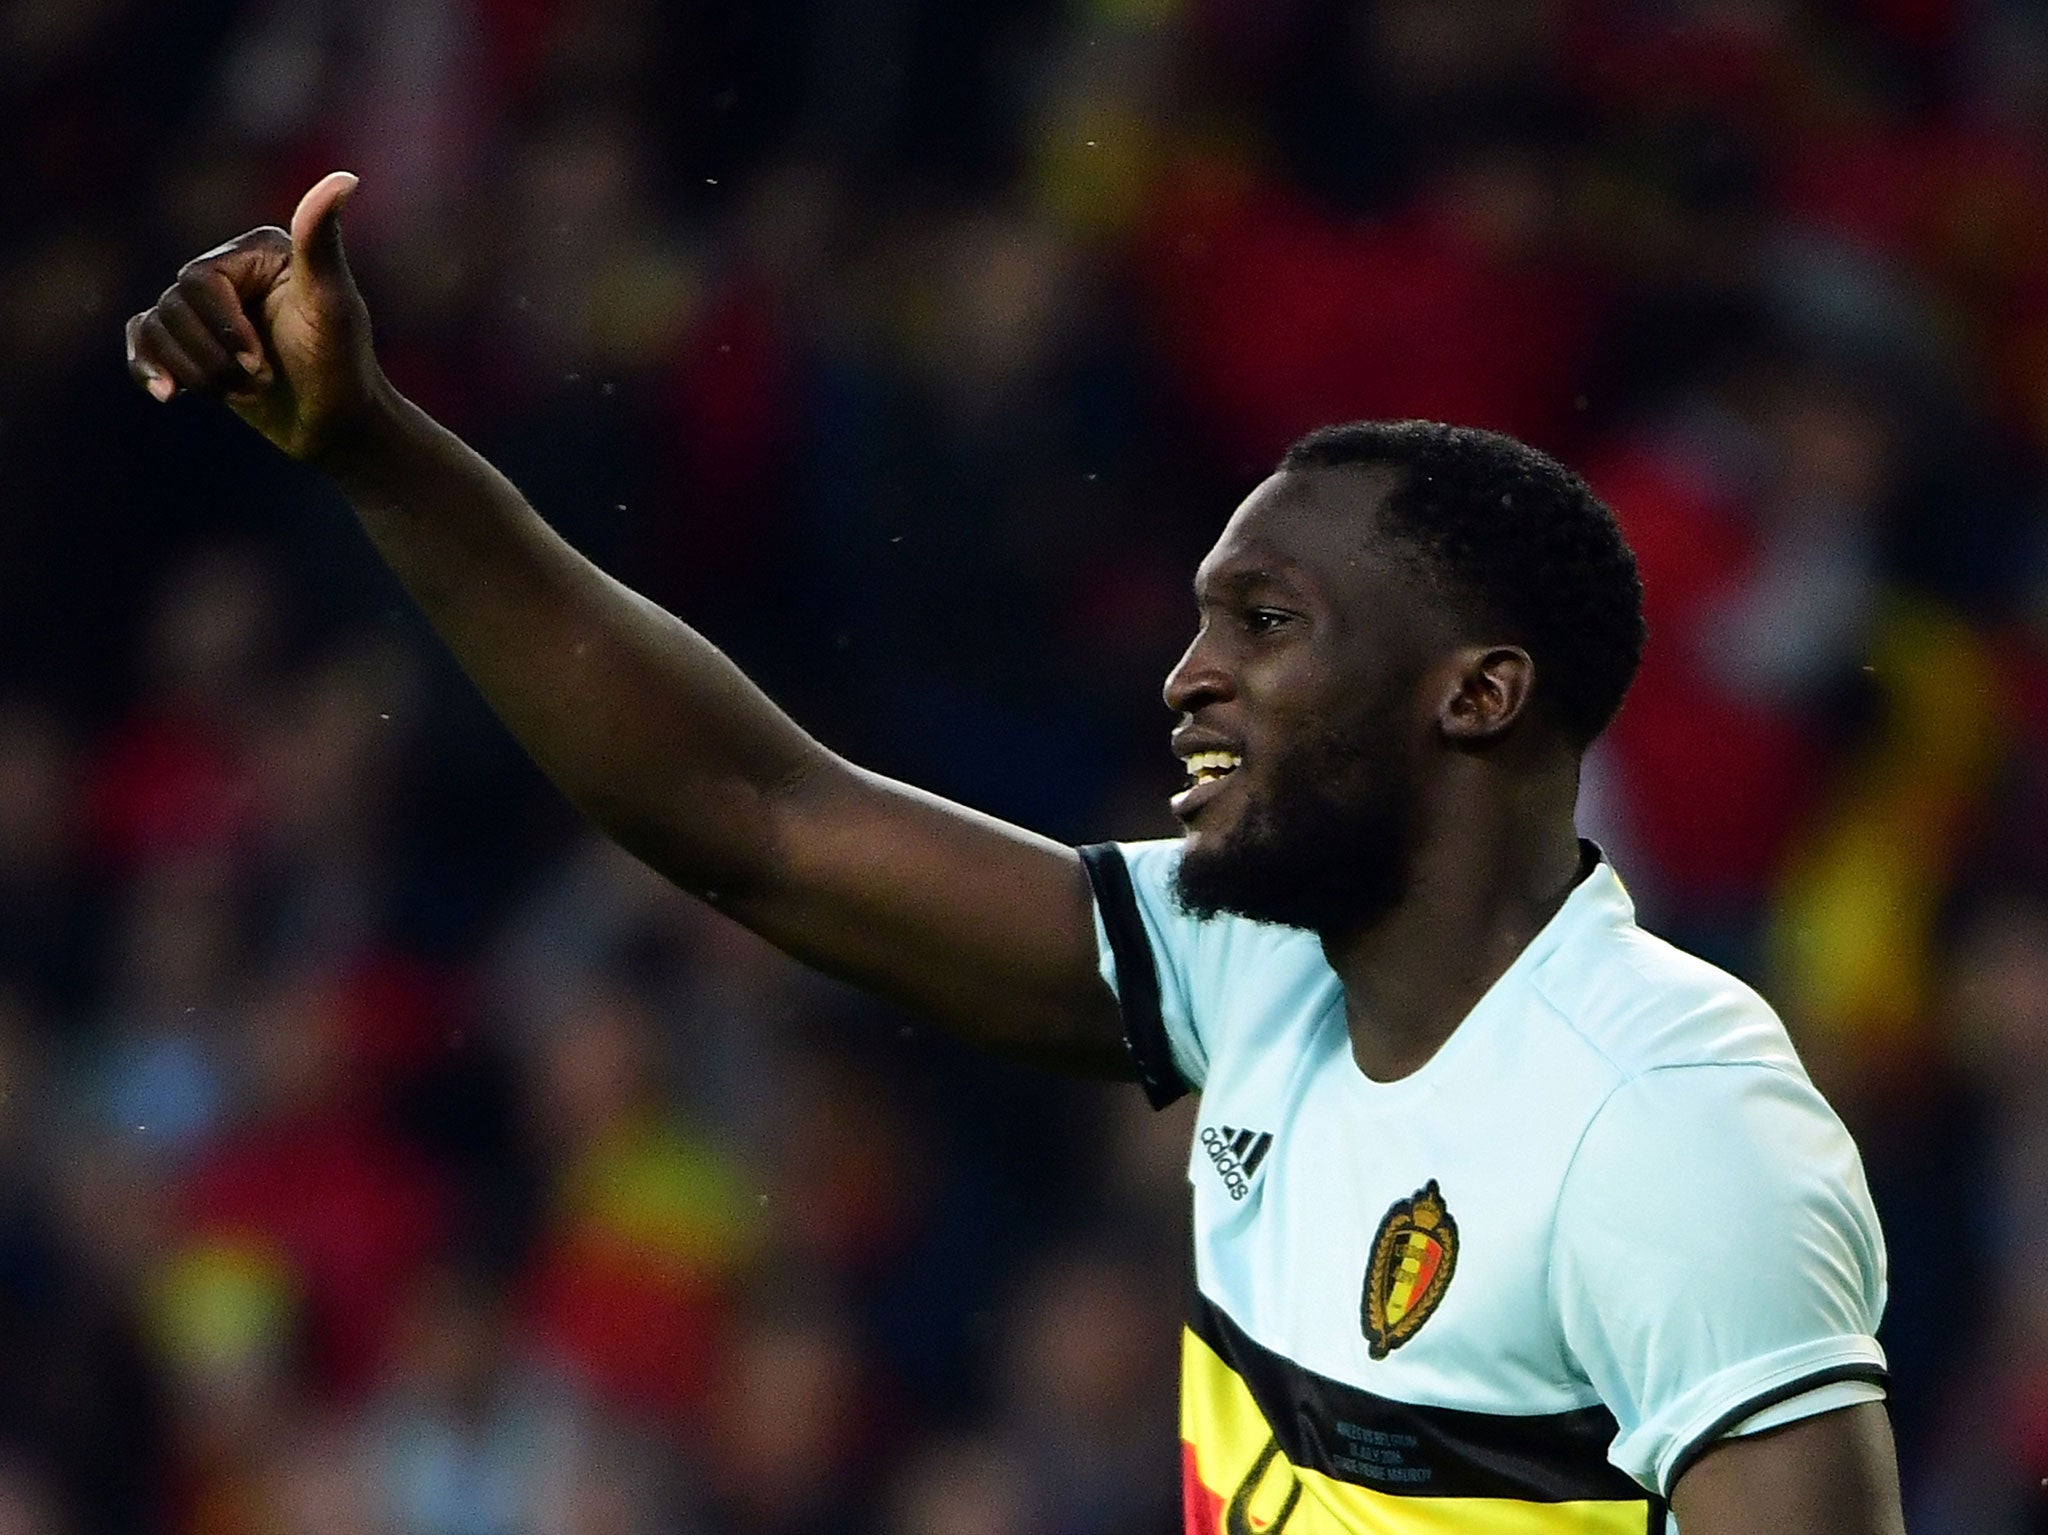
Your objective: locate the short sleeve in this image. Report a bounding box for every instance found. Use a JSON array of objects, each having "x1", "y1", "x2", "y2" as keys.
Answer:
[
  {"x1": 1550, "y1": 1062, "x2": 1889, "y2": 1496},
  {"x1": 1079, "y1": 841, "x2": 1211, "y2": 1104}
]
